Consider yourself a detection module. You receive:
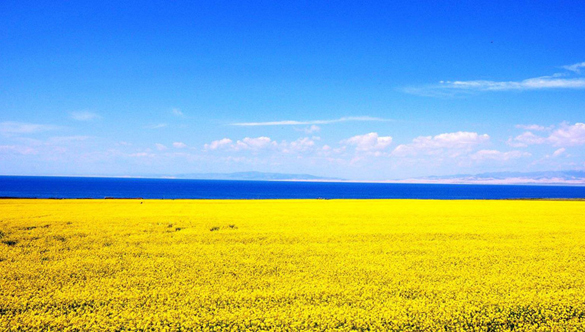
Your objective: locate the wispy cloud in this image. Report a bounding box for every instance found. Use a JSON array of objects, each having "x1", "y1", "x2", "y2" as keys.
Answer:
[
  {"x1": 231, "y1": 116, "x2": 391, "y2": 126},
  {"x1": 439, "y1": 77, "x2": 585, "y2": 91},
  {"x1": 515, "y1": 124, "x2": 550, "y2": 131},
  {"x1": 562, "y1": 62, "x2": 585, "y2": 73},
  {"x1": 507, "y1": 131, "x2": 546, "y2": 147},
  {"x1": 0, "y1": 121, "x2": 59, "y2": 136},
  {"x1": 282, "y1": 137, "x2": 317, "y2": 153},
  {"x1": 552, "y1": 148, "x2": 566, "y2": 158},
  {"x1": 0, "y1": 145, "x2": 37, "y2": 155},
  {"x1": 71, "y1": 111, "x2": 100, "y2": 121},
  {"x1": 172, "y1": 108, "x2": 184, "y2": 117},
  {"x1": 145, "y1": 123, "x2": 167, "y2": 129},
  {"x1": 173, "y1": 142, "x2": 187, "y2": 148},
  {"x1": 48, "y1": 136, "x2": 91, "y2": 143},
  {"x1": 405, "y1": 61, "x2": 585, "y2": 96},
  {"x1": 129, "y1": 152, "x2": 155, "y2": 158}
]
